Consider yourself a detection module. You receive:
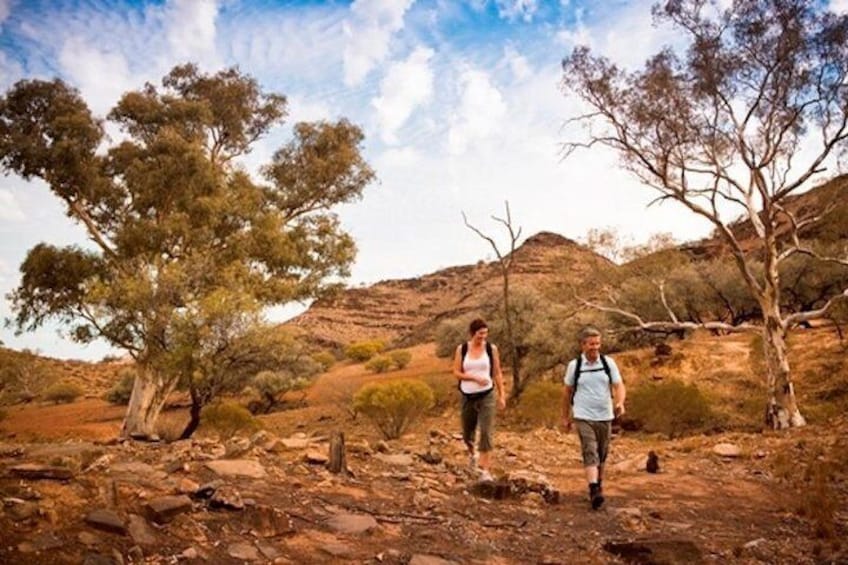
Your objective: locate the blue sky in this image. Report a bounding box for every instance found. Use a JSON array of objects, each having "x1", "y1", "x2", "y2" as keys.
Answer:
[{"x1": 1, "y1": 0, "x2": 846, "y2": 359}]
